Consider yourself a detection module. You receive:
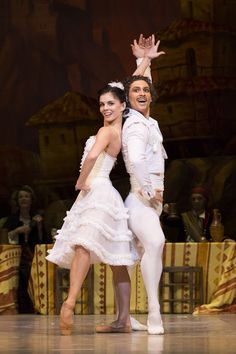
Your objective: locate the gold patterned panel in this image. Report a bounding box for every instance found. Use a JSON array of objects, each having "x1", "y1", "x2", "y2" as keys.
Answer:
[
  {"x1": 93, "y1": 263, "x2": 115, "y2": 315},
  {"x1": 29, "y1": 243, "x2": 236, "y2": 315},
  {"x1": 29, "y1": 244, "x2": 54, "y2": 314},
  {"x1": 0, "y1": 245, "x2": 21, "y2": 314},
  {"x1": 160, "y1": 243, "x2": 200, "y2": 313},
  {"x1": 92, "y1": 242, "x2": 236, "y2": 314},
  {"x1": 29, "y1": 244, "x2": 89, "y2": 315},
  {"x1": 130, "y1": 264, "x2": 148, "y2": 314},
  {"x1": 193, "y1": 242, "x2": 236, "y2": 314}
]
